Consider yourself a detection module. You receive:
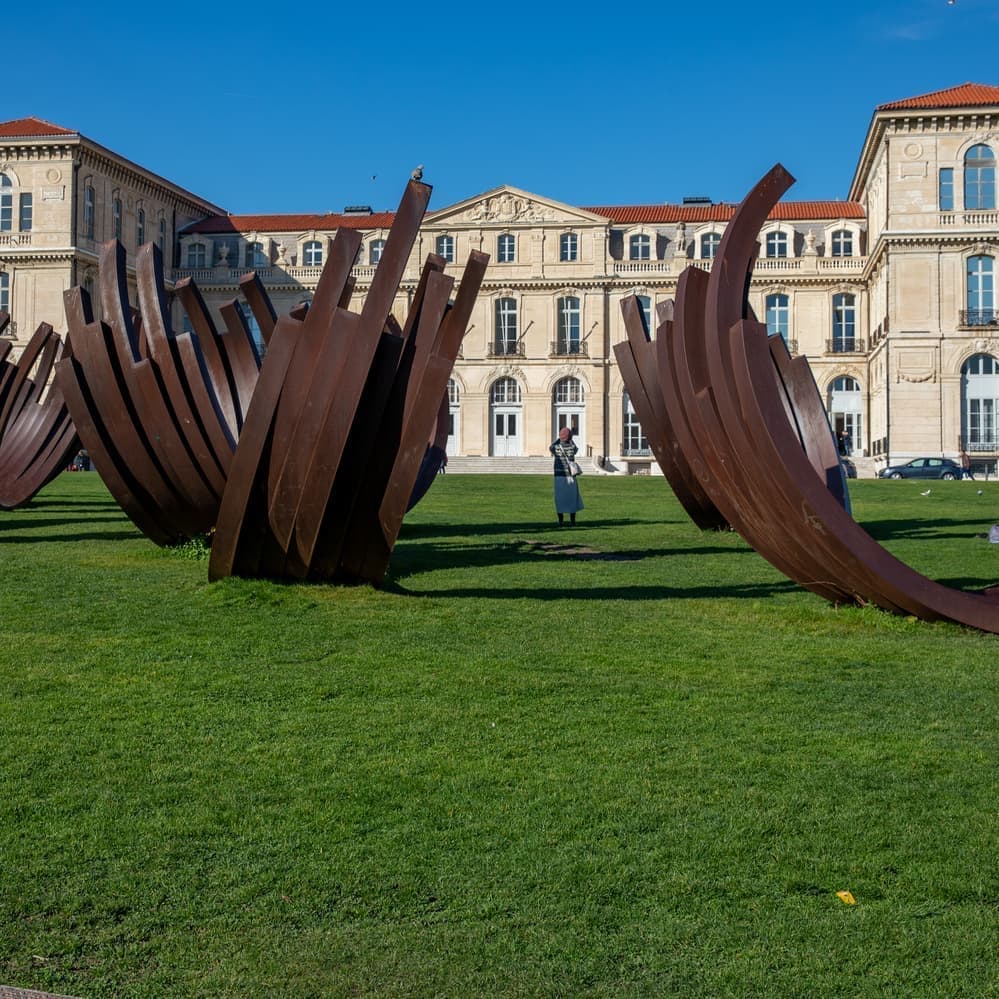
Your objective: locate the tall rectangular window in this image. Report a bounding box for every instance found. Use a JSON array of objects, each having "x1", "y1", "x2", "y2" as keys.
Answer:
[
  {"x1": 136, "y1": 208, "x2": 145, "y2": 245},
  {"x1": 766, "y1": 293, "x2": 789, "y2": 341},
  {"x1": 498, "y1": 234, "x2": 515, "y2": 263},
  {"x1": 939, "y1": 168, "x2": 954, "y2": 211},
  {"x1": 560, "y1": 233, "x2": 578, "y2": 262},
  {"x1": 84, "y1": 187, "x2": 95, "y2": 239},
  {"x1": 557, "y1": 296, "x2": 581, "y2": 353},
  {"x1": 495, "y1": 298, "x2": 517, "y2": 352},
  {"x1": 435, "y1": 234, "x2": 454, "y2": 262},
  {"x1": 113, "y1": 197, "x2": 122, "y2": 241},
  {"x1": 18, "y1": 193, "x2": 32, "y2": 231},
  {"x1": 0, "y1": 272, "x2": 8, "y2": 313},
  {"x1": 832, "y1": 293, "x2": 856, "y2": 351}
]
